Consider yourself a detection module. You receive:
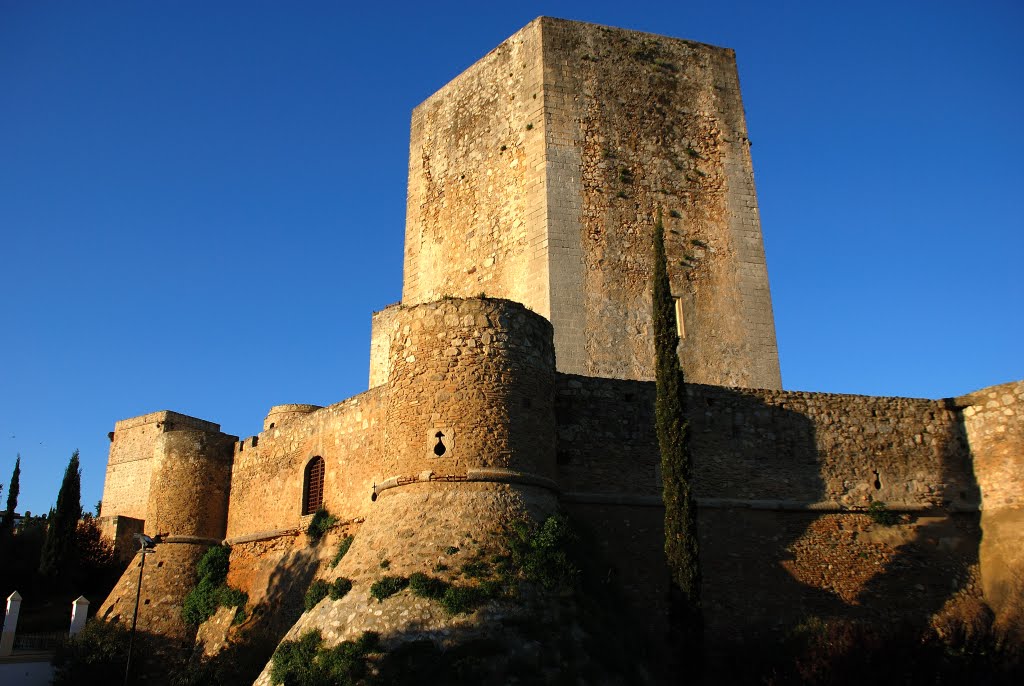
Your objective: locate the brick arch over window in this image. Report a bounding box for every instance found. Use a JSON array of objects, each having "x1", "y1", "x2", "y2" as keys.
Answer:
[{"x1": 302, "y1": 456, "x2": 325, "y2": 515}]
